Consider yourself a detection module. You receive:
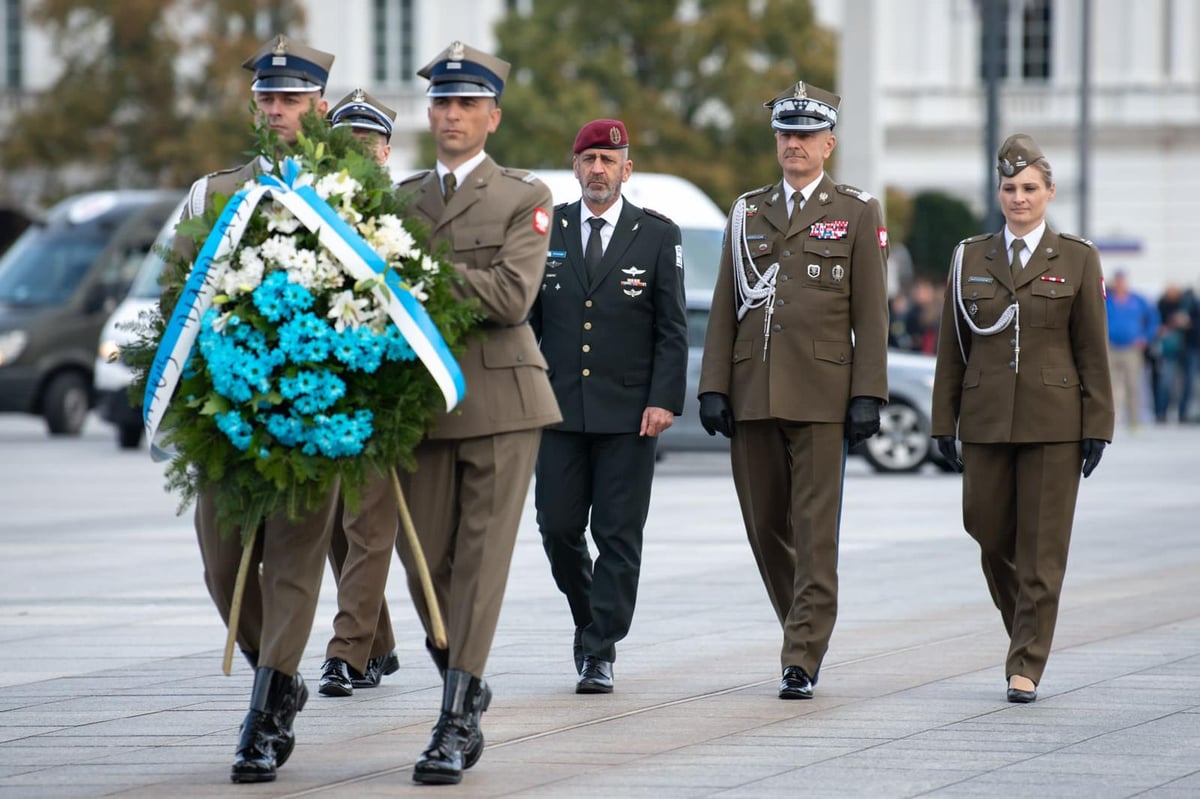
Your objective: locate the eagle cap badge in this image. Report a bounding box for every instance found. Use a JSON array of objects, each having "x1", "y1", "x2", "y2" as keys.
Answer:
[
  {"x1": 793, "y1": 81, "x2": 807, "y2": 100},
  {"x1": 448, "y1": 41, "x2": 466, "y2": 61}
]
